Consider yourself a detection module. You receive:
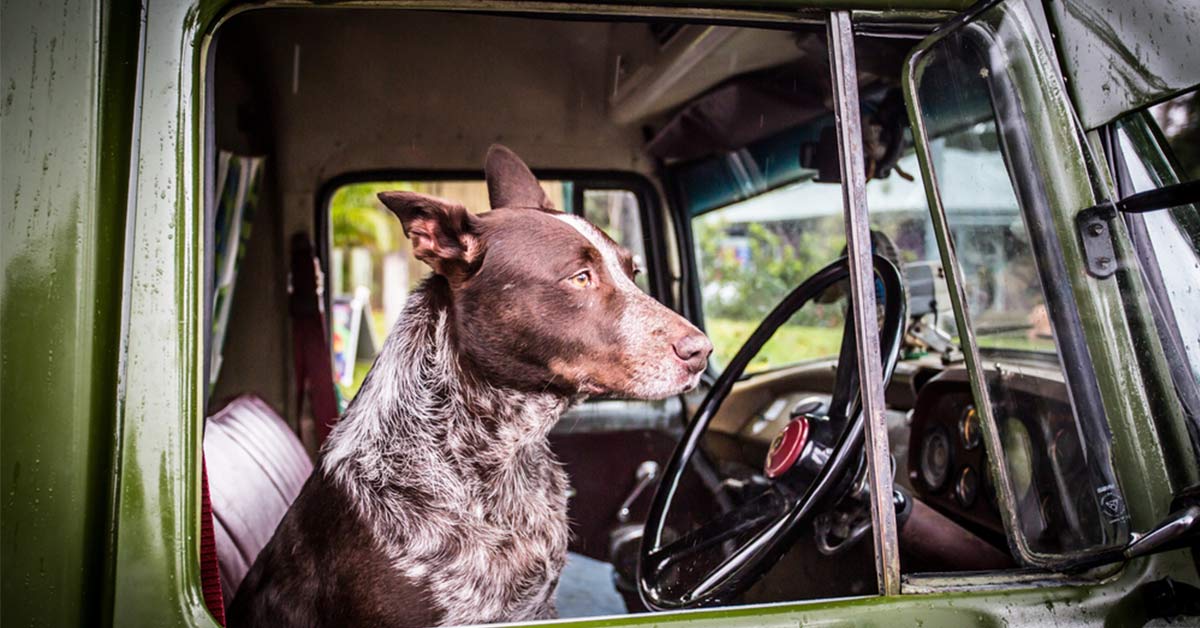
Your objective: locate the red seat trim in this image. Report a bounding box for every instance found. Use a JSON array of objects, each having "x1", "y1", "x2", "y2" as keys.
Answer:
[{"x1": 200, "y1": 458, "x2": 226, "y2": 625}]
